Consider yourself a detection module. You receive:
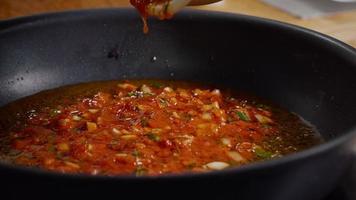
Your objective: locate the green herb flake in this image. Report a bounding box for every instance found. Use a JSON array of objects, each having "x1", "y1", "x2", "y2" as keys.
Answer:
[
  {"x1": 127, "y1": 91, "x2": 137, "y2": 97},
  {"x1": 147, "y1": 133, "x2": 160, "y2": 142},
  {"x1": 236, "y1": 111, "x2": 250, "y2": 122},
  {"x1": 254, "y1": 147, "x2": 273, "y2": 159}
]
